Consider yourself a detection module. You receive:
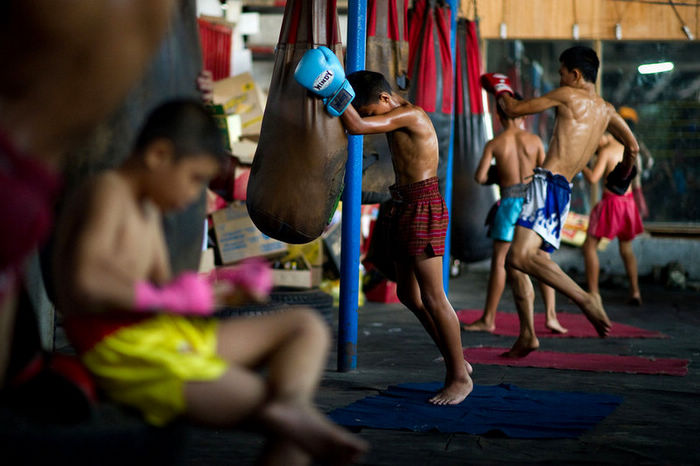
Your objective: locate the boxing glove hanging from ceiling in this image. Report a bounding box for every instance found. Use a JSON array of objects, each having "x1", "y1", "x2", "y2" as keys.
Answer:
[
  {"x1": 451, "y1": 19, "x2": 497, "y2": 263},
  {"x1": 246, "y1": 0, "x2": 347, "y2": 244}
]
